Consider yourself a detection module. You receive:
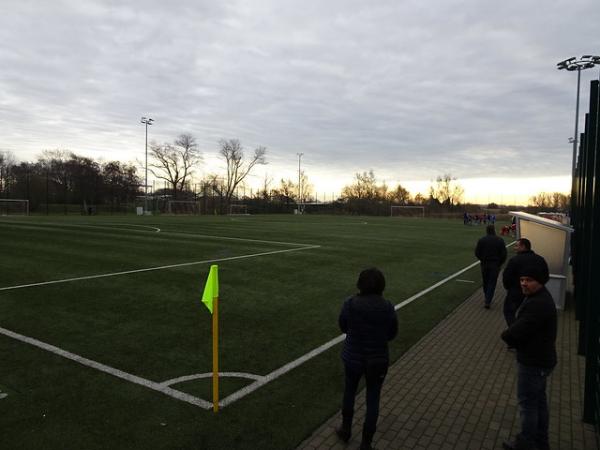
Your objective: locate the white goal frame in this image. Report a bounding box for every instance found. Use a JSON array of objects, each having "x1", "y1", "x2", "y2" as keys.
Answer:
[
  {"x1": 390, "y1": 205, "x2": 425, "y2": 218},
  {"x1": 228, "y1": 204, "x2": 249, "y2": 215},
  {"x1": 166, "y1": 200, "x2": 200, "y2": 215},
  {"x1": 0, "y1": 199, "x2": 29, "y2": 216}
]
